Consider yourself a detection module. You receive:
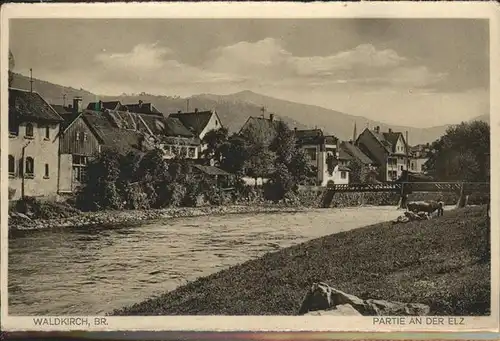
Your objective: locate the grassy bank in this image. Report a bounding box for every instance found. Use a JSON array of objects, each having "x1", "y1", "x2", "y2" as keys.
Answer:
[{"x1": 113, "y1": 205, "x2": 490, "y2": 316}]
